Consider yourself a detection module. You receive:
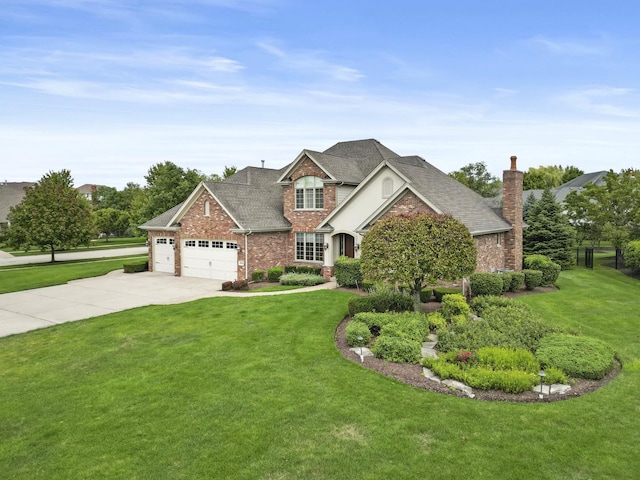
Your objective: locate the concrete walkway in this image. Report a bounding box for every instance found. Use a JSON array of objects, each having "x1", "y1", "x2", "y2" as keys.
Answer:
[{"x1": 0, "y1": 270, "x2": 337, "y2": 338}]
